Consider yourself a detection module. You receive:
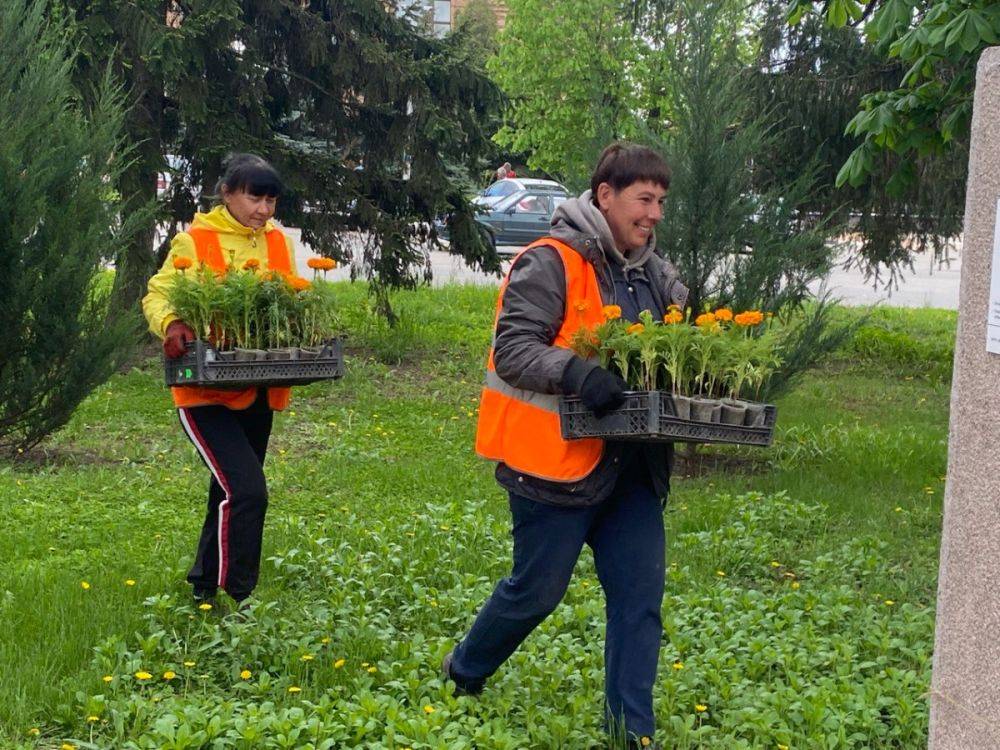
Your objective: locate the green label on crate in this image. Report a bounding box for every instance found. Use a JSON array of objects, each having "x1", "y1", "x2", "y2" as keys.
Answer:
[{"x1": 185, "y1": 368, "x2": 193, "y2": 378}]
